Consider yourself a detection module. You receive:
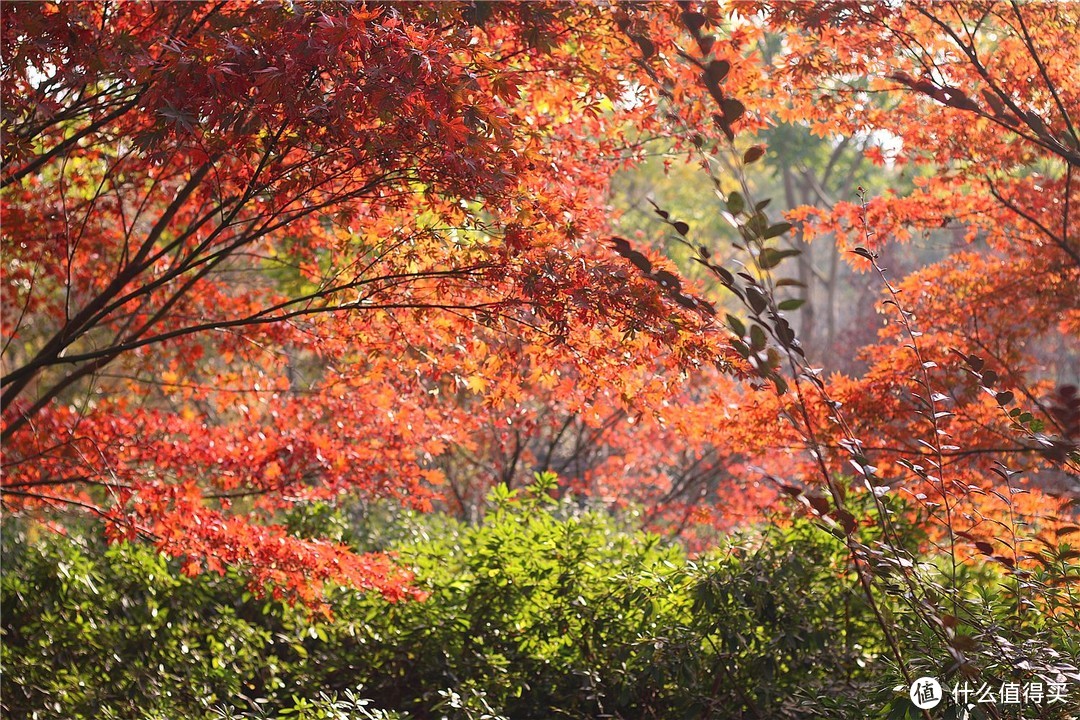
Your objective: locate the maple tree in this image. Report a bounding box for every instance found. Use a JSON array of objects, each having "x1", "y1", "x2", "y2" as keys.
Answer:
[
  {"x1": 464, "y1": 0, "x2": 1080, "y2": 543},
  {"x1": 604, "y1": 4, "x2": 1080, "y2": 702},
  {"x1": 1, "y1": 1, "x2": 725, "y2": 603},
  {"x1": 3, "y1": 1, "x2": 1080, "y2": 717},
  {"x1": 724, "y1": 0, "x2": 1080, "y2": 529},
  {"x1": 3, "y1": 0, "x2": 1077, "y2": 614},
  {"x1": 578, "y1": 0, "x2": 1080, "y2": 532}
]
